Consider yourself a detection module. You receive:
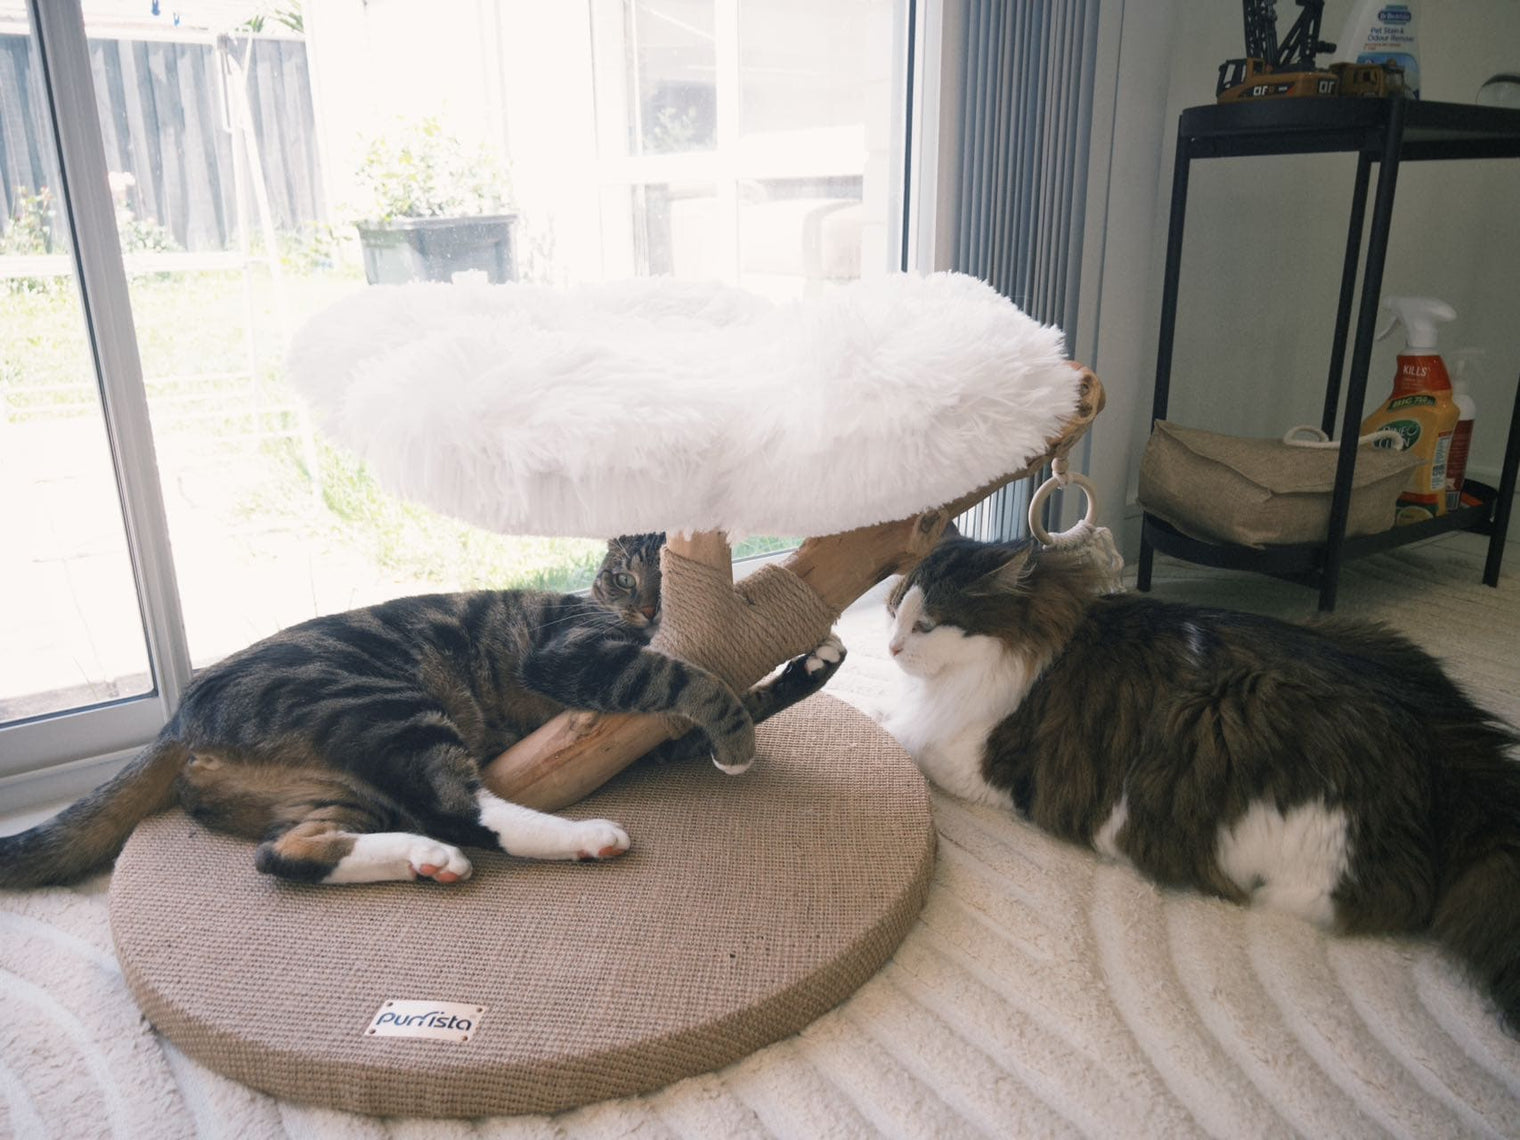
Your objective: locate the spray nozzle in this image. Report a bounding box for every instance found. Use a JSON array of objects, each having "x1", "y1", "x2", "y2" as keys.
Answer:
[{"x1": 1375, "y1": 296, "x2": 1456, "y2": 352}]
